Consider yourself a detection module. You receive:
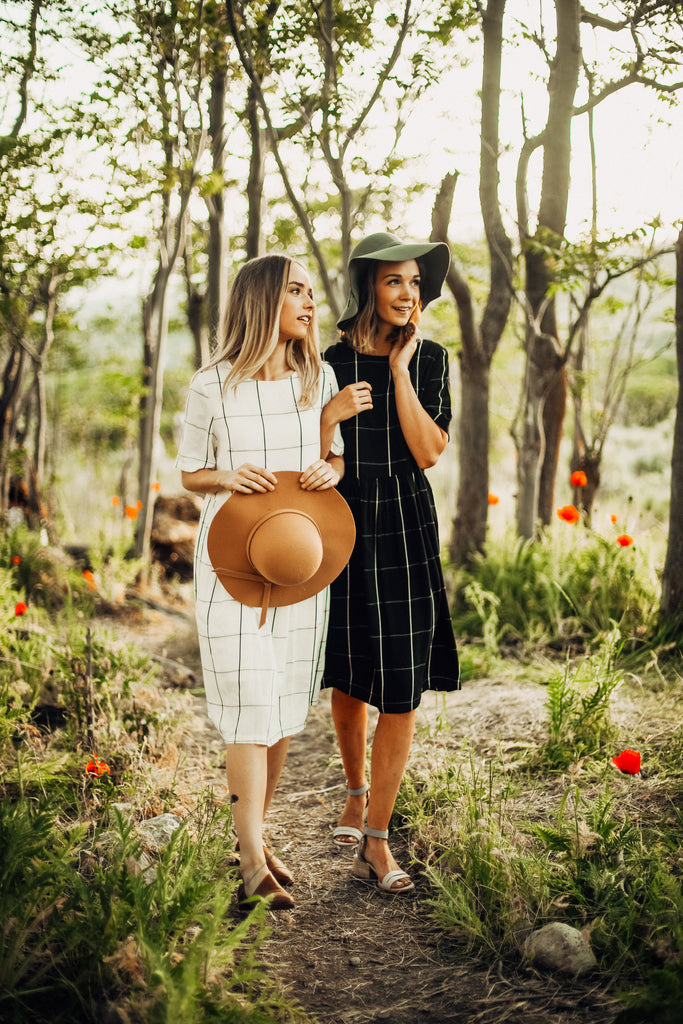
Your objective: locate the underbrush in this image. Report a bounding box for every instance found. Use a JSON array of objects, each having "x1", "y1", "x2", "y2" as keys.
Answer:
[
  {"x1": 0, "y1": 527, "x2": 309, "y2": 1024},
  {"x1": 449, "y1": 526, "x2": 660, "y2": 664},
  {"x1": 398, "y1": 625, "x2": 683, "y2": 1022}
]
